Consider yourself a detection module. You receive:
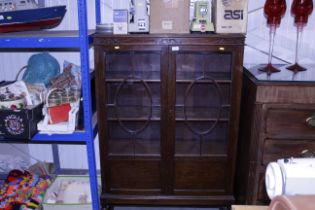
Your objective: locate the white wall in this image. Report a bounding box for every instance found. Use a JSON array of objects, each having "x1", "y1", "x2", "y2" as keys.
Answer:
[
  {"x1": 0, "y1": 144, "x2": 30, "y2": 172},
  {"x1": 245, "y1": 0, "x2": 315, "y2": 65},
  {"x1": 1, "y1": 0, "x2": 315, "y2": 171},
  {"x1": 2, "y1": 0, "x2": 315, "y2": 81}
]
